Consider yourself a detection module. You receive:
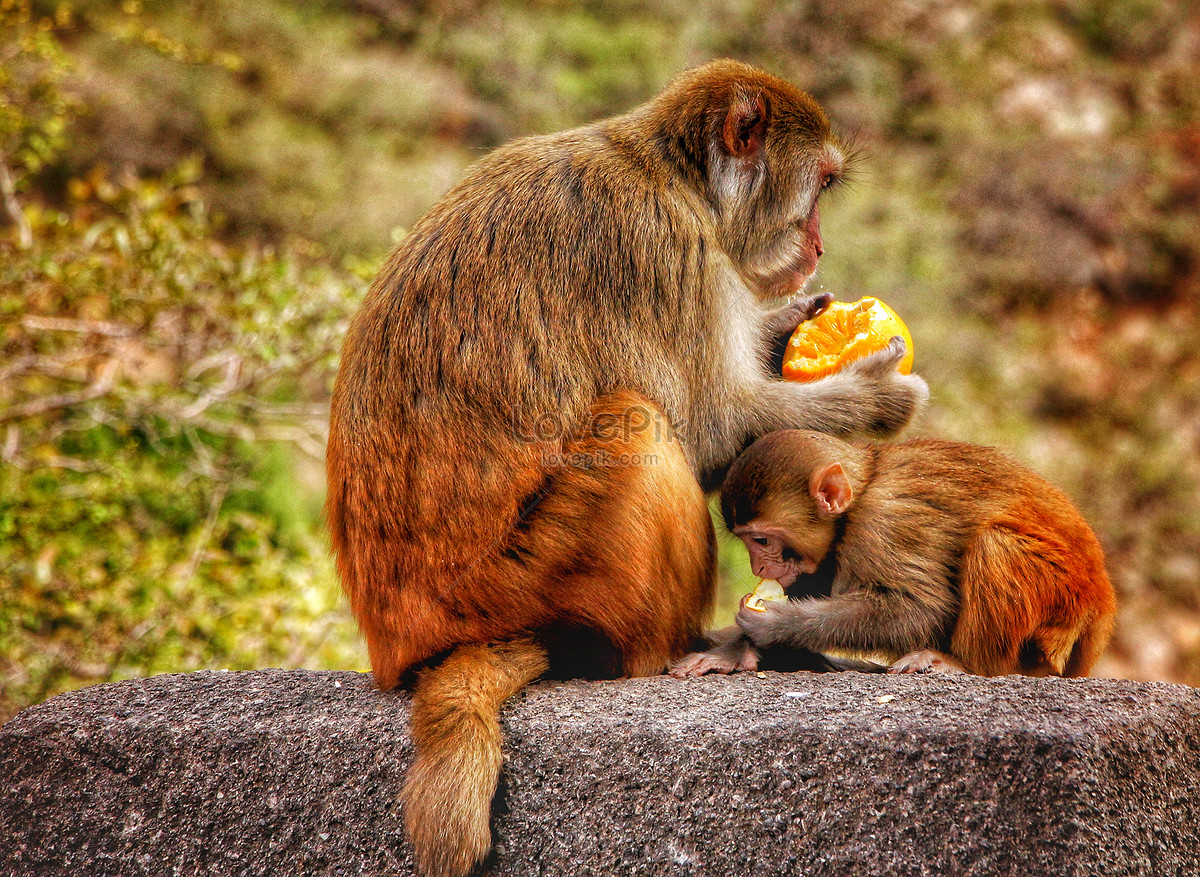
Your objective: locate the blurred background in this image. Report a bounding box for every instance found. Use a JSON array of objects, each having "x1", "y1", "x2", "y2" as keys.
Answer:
[{"x1": 2, "y1": 0, "x2": 1198, "y2": 721}]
